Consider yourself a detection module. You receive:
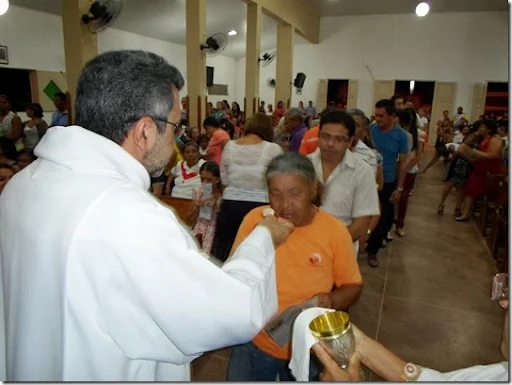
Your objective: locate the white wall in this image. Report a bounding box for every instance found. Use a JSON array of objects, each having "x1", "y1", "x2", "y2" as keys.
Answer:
[
  {"x1": 235, "y1": 11, "x2": 509, "y2": 117},
  {"x1": 0, "y1": 5, "x2": 237, "y2": 114}
]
